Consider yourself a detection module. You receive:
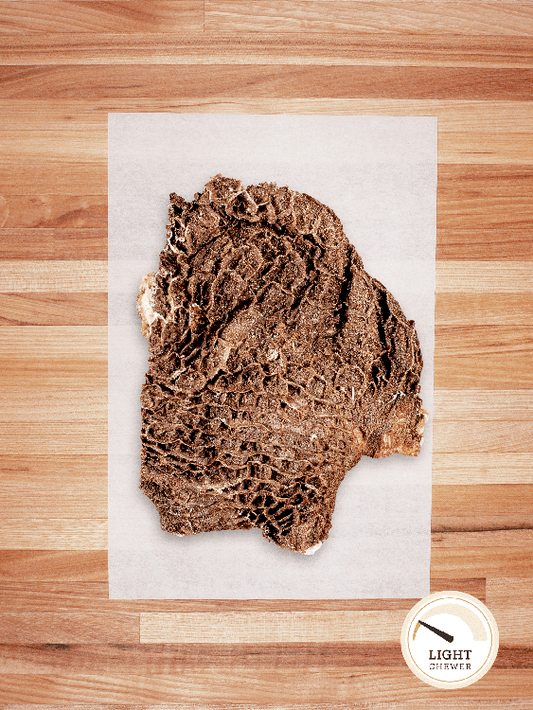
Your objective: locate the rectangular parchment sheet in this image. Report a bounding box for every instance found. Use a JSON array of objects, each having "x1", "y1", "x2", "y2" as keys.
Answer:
[{"x1": 108, "y1": 114, "x2": 437, "y2": 599}]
